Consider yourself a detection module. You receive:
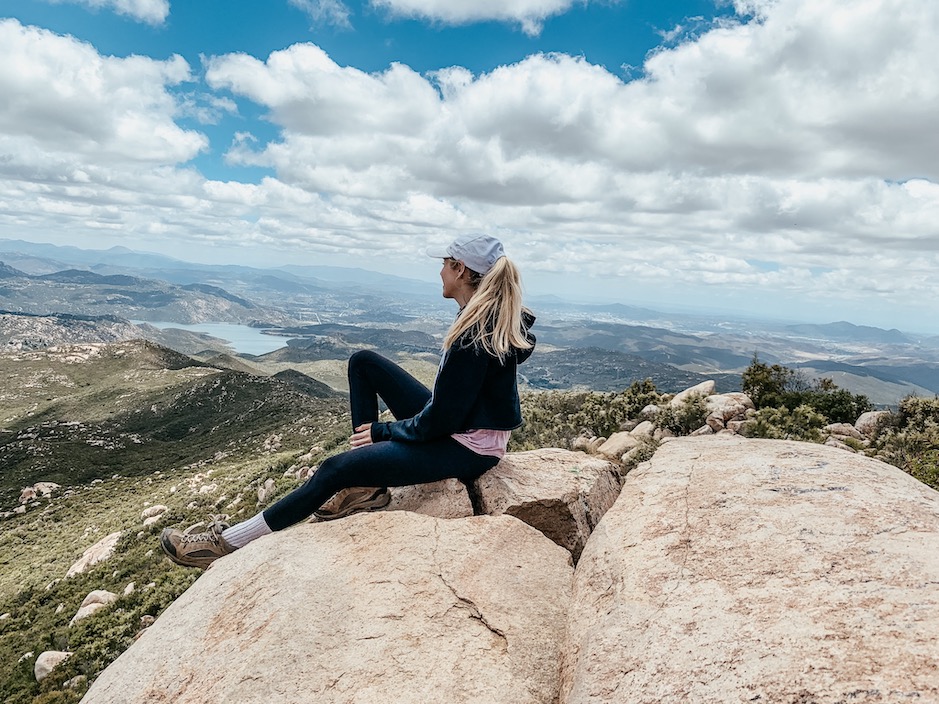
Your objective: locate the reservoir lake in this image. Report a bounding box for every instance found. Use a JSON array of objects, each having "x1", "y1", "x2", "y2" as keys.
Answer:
[{"x1": 139, "y1": 322, "x2": 288, "y2": 356}]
